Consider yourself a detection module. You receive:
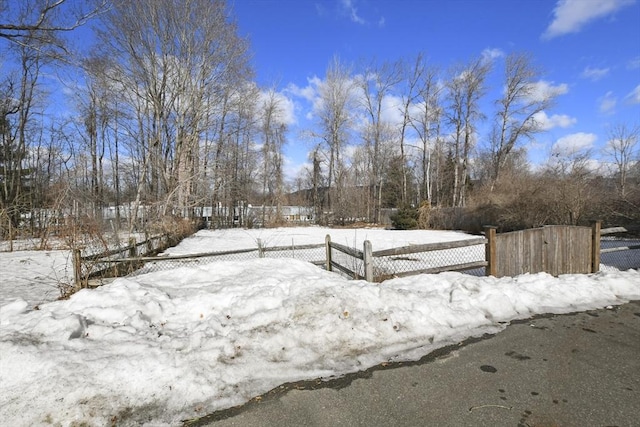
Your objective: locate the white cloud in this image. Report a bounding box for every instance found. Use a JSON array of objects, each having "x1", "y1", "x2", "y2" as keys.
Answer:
[
  {"x1": 580, "y1": 66, "x2": 610, "y2": 81},
  {"x1": 583, "y1": 158, "x2": 606, "y2": 172},
  {"x1": 532, "y1": 111, "x2": 577, "y2": 130},
  {"x1": 340, "y1": 0, "x2": 366, "y2": 25},
  {"x1": 286, "y1": 76, "x2": 325, "y2": 121},
  {"x1": 542, "y1": 0, "x2": 635, "y2": 40},
  {"x1": 278, "y1": 95, "x2": 297, "y2": 126},
  {"x1": 286, "y1": 74, "x2": 364, "y2": 124},
  {"x1": 283, "y1": 156, "x2": 310, "y2": 181},
  {"x1": 337, "y1": 0, "x2": 385, "y2": 27},
  {"x1": 599, "y1": 91, "x2": 617, "y2": 114},
  {"x1": 315, "y1": 3, "x2": 326, "y2": 17},
  {"x1": 625, "y1": 84, "x2": 640, "y2": 104},
  {"x1": 628, "y1": 57, "x2": 640, "y2": 69},
  {"x1": 380, "y1": 94, "x2": 404, "y2": 127},
  {"x1": 551, "y1": 132, "x2": 597, "y2": 156},
  {"x1": 258, "y1": 90, "x2": 297, "y2": 126},
  {"x1": 526, "y1": 80, "x2": 569, "y2": 102},
  {"x1": 286, "y1": 77, "x2": 320, "y2": 102},
  {"x1": 481, "y1": 48, "x2": 504, "y2": 63}
]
